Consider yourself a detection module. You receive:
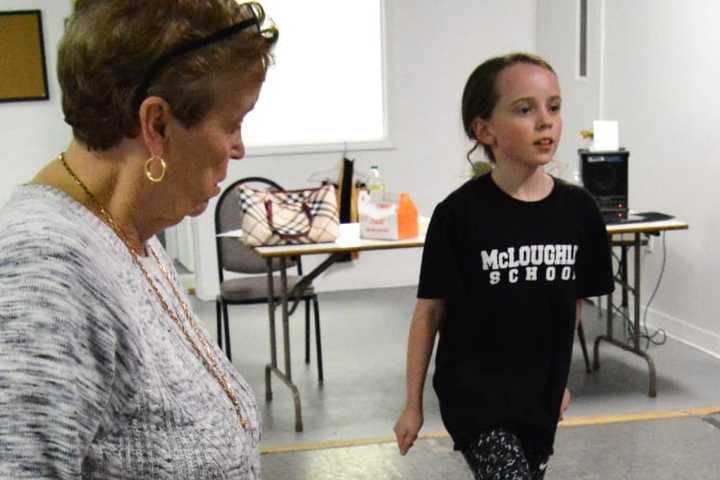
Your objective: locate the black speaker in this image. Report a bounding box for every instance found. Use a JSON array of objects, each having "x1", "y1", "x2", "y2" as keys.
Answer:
[{"x1": 579, "y1": 149, "x2": 628, "y2": 222}]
